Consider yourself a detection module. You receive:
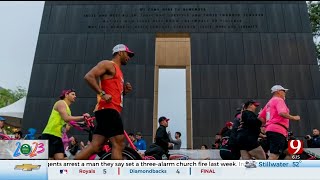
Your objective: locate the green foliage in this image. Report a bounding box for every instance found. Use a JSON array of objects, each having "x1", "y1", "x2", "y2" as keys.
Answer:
[
  {"x1": 307, "y1": 1, "x2": 320, "y2": 59},
  {"x1": 0, "y1": 86, "x2": 27, "y2": 108},
  {"x1": 0, "y1": 86, "x2": 25, "y2": 134},
  {"x1": 4, "y1": 126, "x2": 14, "y2": 135},
  {"x1": 307, "y1": 1, "x2": 320, "y2": 37}
]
